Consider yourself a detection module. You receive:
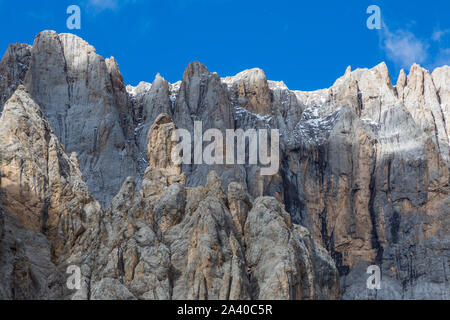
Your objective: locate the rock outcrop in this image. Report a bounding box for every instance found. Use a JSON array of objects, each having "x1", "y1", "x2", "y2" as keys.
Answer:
[
  {"x1": 431, "y1": 66, "x2": 450, "y2": 147},
  {"x1": 0, "y1": 92, "x2": 338, "y2": 299},
  {"x1": 0, "y1": 43, "x2": 31, "y2": 111},
  {"x1": 67, "y1": 115, "x2": 338, "y2": 300},
  {"x1": 0, "y1": 86, "x2": 101, "y2": 299},
  {"x1": 0, "y1": 31, "x2": 448, "y2": 300},
  {"x1": 128, "y1": 75, "x2": 172, "y2": 158},
  {"x1": 0, "y1": 206, "x2": 65, "y2": 299},
  {"x1": 23, "y1": 31, "x2": 138, "y2": 207},
  {"x1": 223, "y1": 68, "x2": 272, "y2": 116},
  {"x1": 278, "y1": 63, "x2": 449, "y2": 299},
  {"x1": 245, "y1": 197, "x2": 340, "y2": 299}
]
